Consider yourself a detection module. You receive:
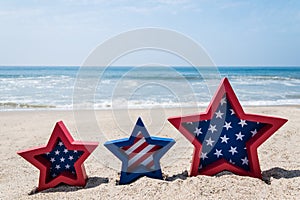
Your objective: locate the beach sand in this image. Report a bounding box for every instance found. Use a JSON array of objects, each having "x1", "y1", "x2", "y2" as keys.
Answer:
[{"x1": 0, "y1": 106, "x2": 299, "y2": 199}]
